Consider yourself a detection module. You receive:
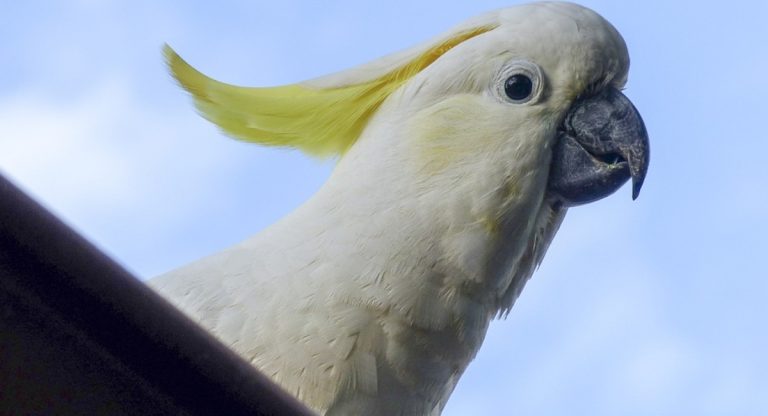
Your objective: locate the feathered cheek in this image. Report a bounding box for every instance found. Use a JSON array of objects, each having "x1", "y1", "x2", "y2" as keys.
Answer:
[
  {"x1": 492, "y1": 109, "x2": 559, "y2": 162},
  {"x1": 406, "y1": 96, "x2": 510, "y2": 174}
]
